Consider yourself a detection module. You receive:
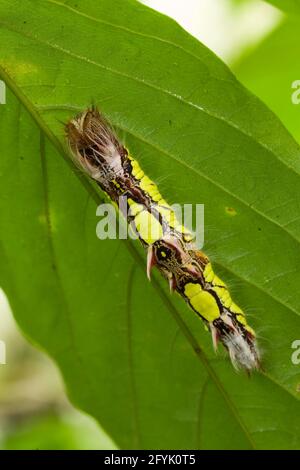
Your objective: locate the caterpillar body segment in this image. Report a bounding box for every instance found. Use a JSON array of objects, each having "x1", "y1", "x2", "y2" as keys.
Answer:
[{"x1": 66, "y1": 107, "x2": 260, "y2": 372}]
